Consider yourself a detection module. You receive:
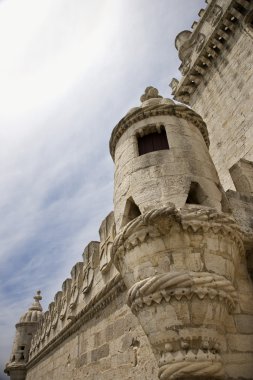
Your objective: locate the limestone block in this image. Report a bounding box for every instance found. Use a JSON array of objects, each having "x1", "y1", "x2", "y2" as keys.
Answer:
[
  {"x1": 234, "y1": 314, "x2": 253, "y2": 334},
  {"x1": 227, "y1": 334, "x2": 253, "y2": 353}
]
